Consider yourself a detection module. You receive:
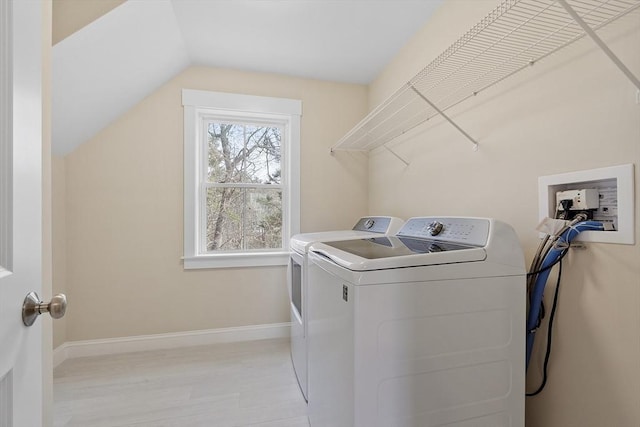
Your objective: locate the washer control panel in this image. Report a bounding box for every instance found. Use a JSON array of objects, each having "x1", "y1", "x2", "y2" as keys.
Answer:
[
  {"x1": 352, "y1": 217, "x2": 394, "y2": 234},
  {"x1": 397, "y1": 217, "x2": 490, "y2": 247}
]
